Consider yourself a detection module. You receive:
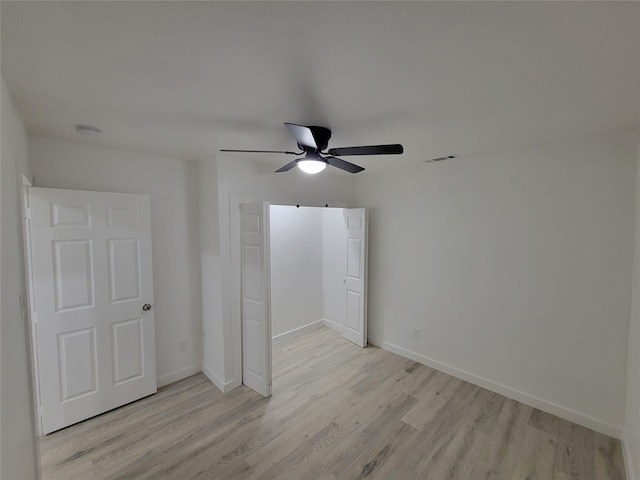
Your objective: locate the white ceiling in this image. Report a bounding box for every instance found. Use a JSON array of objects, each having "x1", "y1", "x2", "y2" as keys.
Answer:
[{"x1": 2, "y1": 1, "x2": 639, "y2": 172}]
